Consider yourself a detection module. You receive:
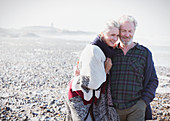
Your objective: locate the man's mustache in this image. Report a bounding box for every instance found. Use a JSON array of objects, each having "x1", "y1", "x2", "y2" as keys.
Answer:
[{"x1": 122, "y1": 36, "x2": 131, "y2": 39}]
